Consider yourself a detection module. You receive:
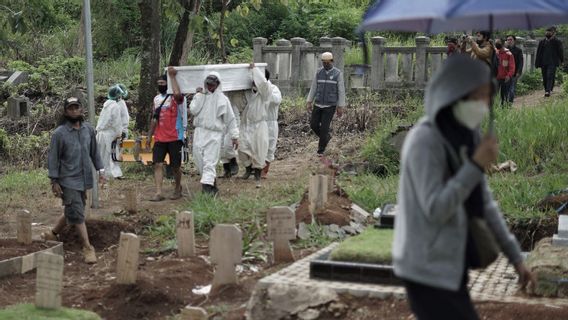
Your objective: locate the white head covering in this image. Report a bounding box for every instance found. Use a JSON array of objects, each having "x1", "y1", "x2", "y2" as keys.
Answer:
[{"x1": 321, "y1": 52, "x2": 333, "y2": 61}]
